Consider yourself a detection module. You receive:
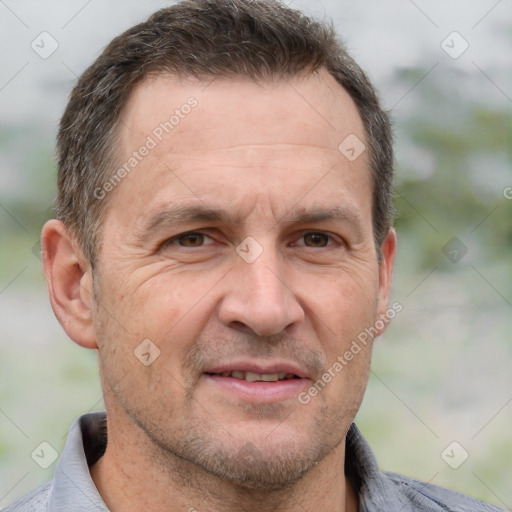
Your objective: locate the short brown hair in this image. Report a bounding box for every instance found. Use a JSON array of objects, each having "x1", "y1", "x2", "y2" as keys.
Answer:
[{"x1": 56, "y1": 0, "x2": 393, "y2": 268}]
